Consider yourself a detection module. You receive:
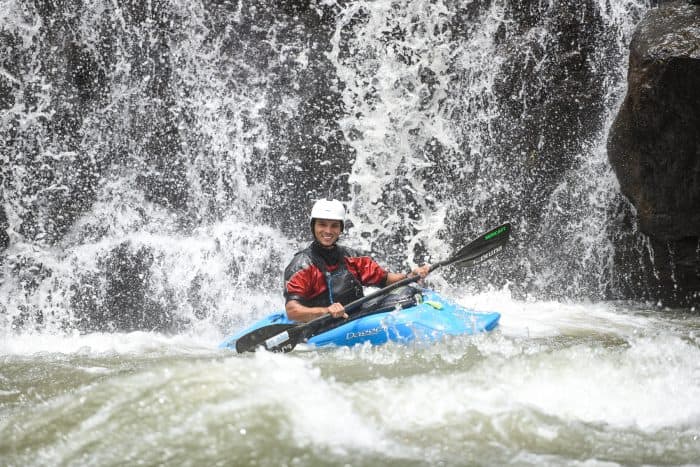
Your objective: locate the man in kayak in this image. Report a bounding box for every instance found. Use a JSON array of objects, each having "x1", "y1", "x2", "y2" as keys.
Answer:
[{"x1": 284, "y1": 198, "x2": 430, "y2": 322}]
